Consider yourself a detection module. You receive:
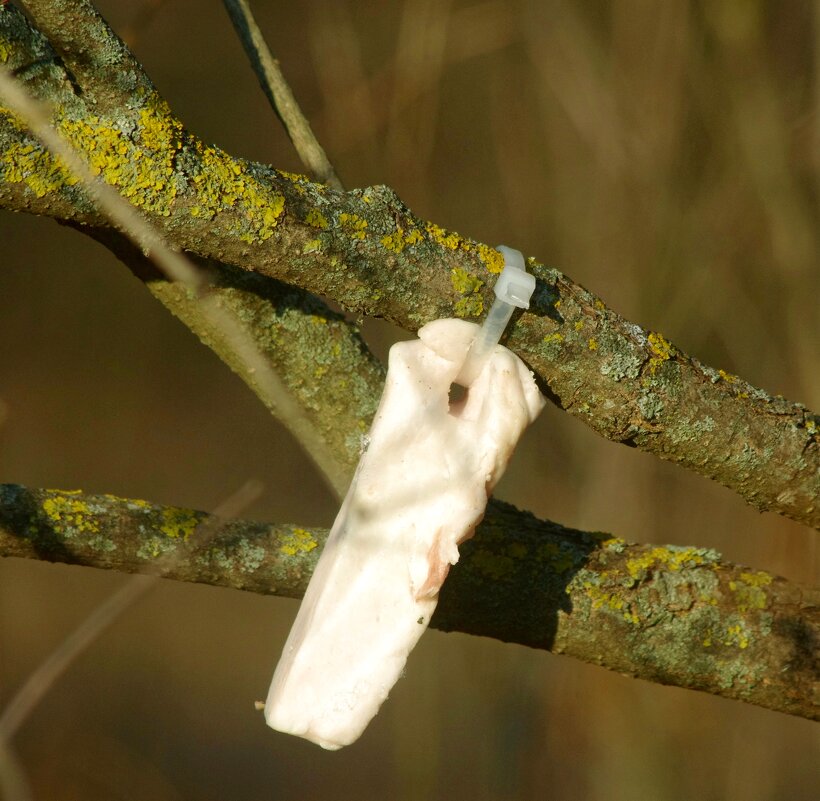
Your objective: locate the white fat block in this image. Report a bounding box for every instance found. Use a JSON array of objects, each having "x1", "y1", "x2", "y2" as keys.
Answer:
[{"x1": 265, "y1": 318, "x2": 544, "y2": 749}]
